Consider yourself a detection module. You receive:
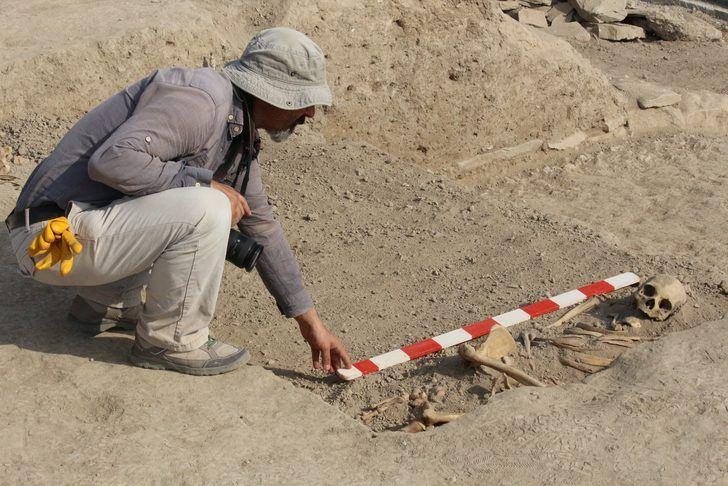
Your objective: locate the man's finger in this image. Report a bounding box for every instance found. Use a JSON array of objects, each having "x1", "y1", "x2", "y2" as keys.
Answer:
[
  {"x1": 311, "y1": 348, "x2": 320, "y2": 369},
  {"x1": 321, "y1": 346, "x2": 332, "y2": 373},
  {"x1": 239, "y1": 196, "x2": 252, "y2": 217},
  {"x1": 337, "y1": 345, "x2": 353, "y2": 369}
]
